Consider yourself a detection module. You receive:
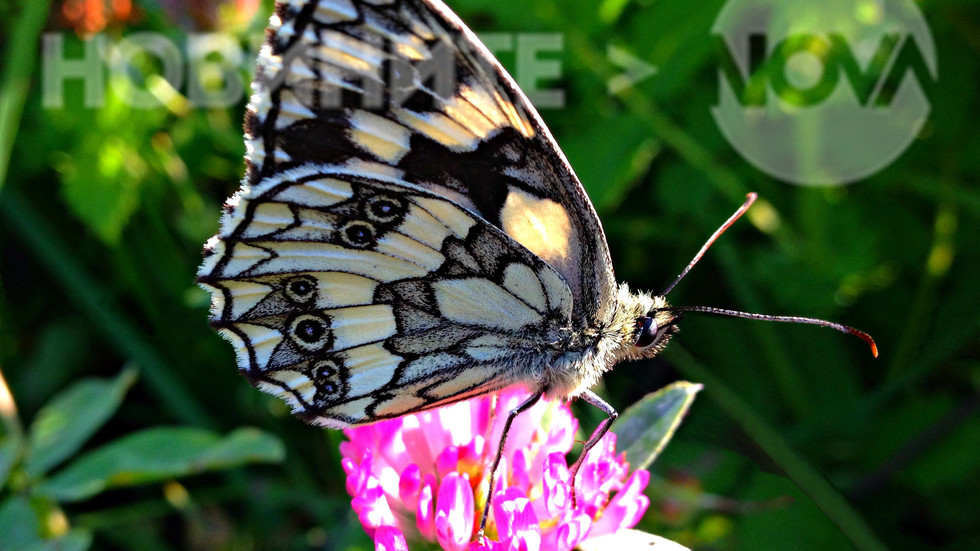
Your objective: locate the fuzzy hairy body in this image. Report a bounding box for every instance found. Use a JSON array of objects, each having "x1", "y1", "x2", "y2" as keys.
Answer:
[{"x1": 537, "y1": 286, "x2": 675, "y2": 400}]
